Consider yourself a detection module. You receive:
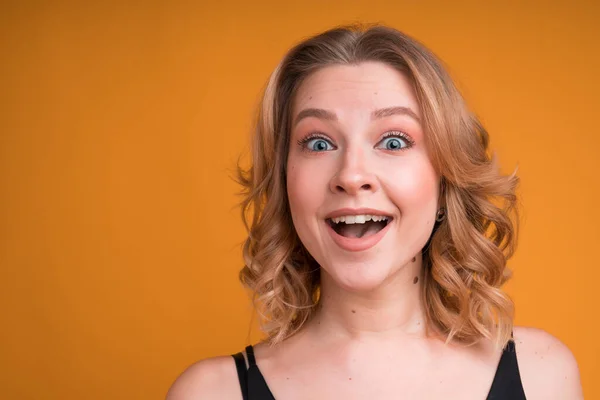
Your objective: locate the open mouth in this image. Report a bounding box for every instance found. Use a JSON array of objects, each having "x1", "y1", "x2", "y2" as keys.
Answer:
[{"x1": 326, "y1": 215, "x2": 393, "y2": 239}]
